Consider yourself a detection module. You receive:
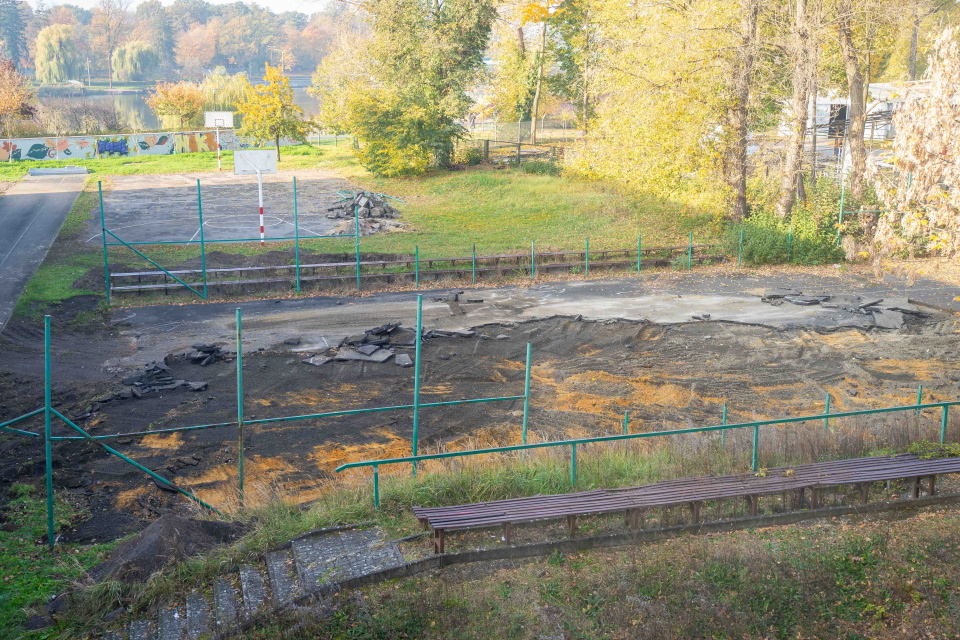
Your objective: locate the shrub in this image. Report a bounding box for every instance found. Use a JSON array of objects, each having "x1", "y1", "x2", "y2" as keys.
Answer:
[
  {"x1": 454, "y1": 144, "x2": 484, "y2": 166},
  {"x1": 520, "y1": 160, "x2": 560, "y2": 176}
]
